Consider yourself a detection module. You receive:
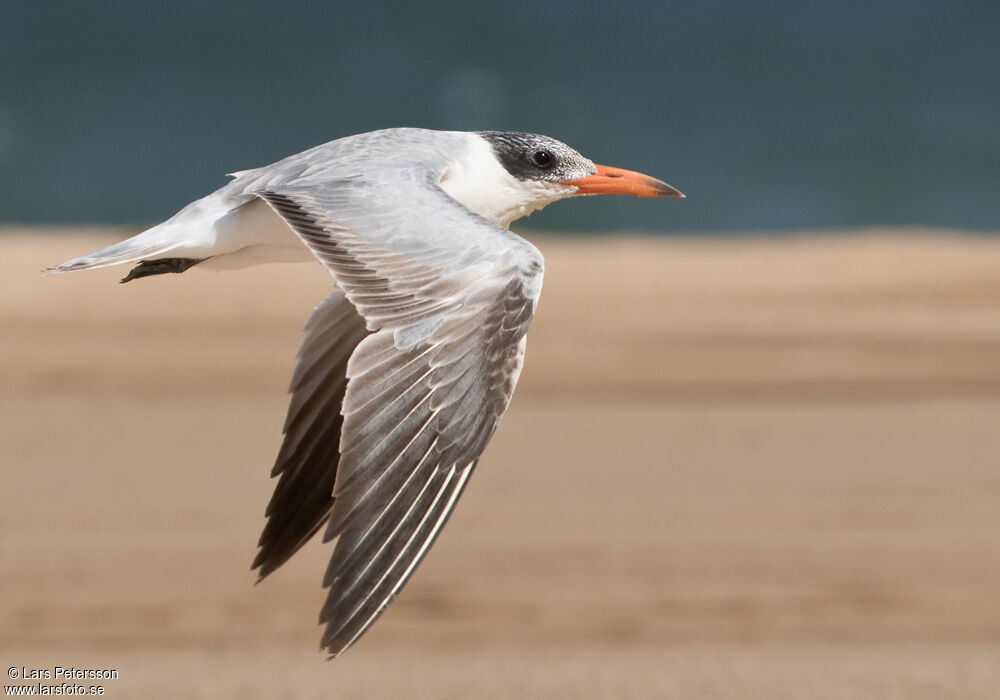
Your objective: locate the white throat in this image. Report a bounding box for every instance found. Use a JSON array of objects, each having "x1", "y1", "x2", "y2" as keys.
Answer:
[{"x1": 438, "y1": 134, "x2": 574, "y2": 228}]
